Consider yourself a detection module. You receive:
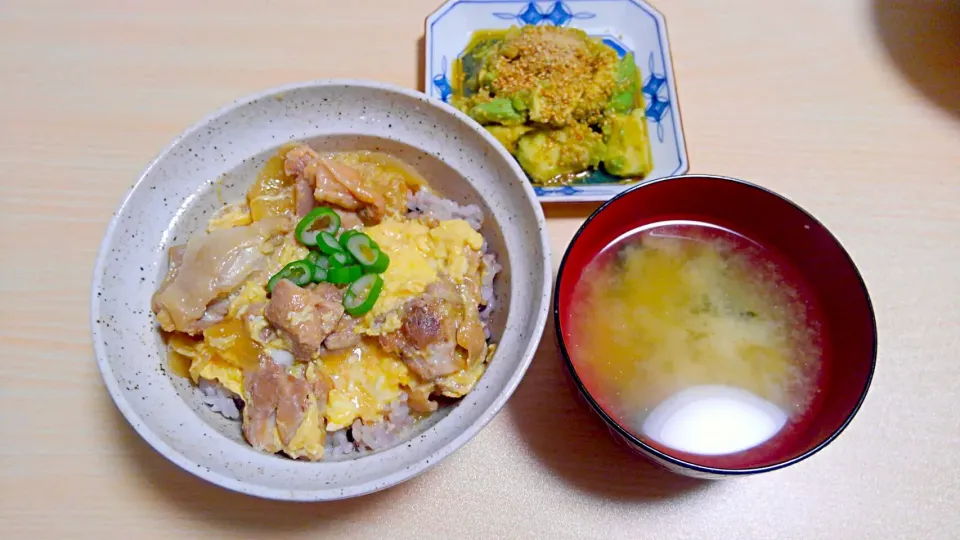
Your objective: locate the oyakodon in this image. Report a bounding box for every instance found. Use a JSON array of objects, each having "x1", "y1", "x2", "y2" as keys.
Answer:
[{"x1": 151, "y1": 143, "x2": 501, "y2": 461}]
